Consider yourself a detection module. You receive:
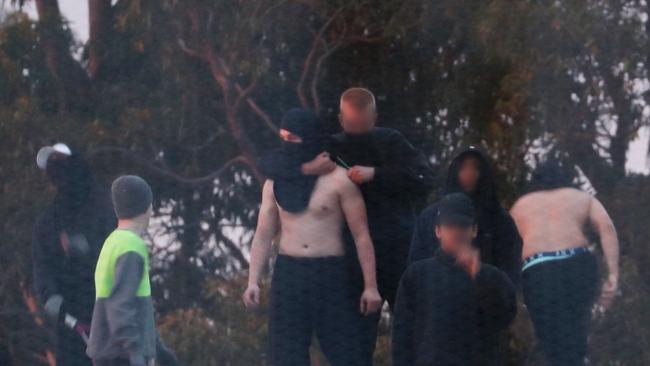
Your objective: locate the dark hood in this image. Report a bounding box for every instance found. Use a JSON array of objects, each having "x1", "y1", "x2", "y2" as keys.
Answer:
[
  {"x1": 258, "y1": 108, "x2": 326, "y2": 213},
  {"x1": 46, "y1": 152, "x2": 94, "y2": 231},
  {"x1": 444, "y1": 146, "x2": 501, "y2": 213}
]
